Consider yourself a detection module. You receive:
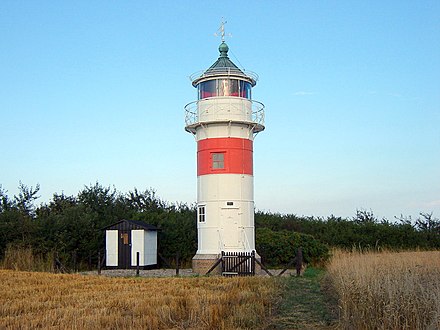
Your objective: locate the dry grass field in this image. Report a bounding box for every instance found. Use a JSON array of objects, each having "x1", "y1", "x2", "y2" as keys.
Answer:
[
  {"x1": 0, "y1": 270, "x2": 279, "y2": 329},
  {"x1": 326, "y1": 250, "x2": 440, "y2": 330}
]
